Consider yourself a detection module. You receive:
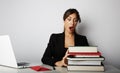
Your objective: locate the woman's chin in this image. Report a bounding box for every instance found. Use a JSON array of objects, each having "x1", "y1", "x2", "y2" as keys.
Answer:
[{"x1": 68, "y1": 30, "x2": 74, "y2": 34}]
